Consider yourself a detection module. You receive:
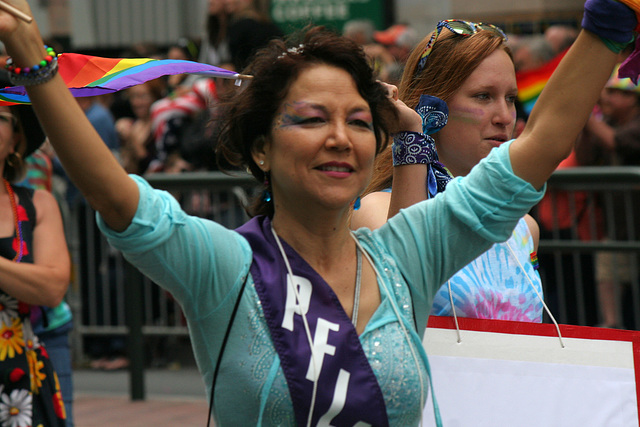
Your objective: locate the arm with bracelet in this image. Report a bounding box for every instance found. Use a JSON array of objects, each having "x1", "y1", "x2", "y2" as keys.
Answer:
[
  {"x1": 0, "y1": 5, "x2": 139, "y2": 232},
  {"x1": 389, "y1": 95, "x2": 450, "y2": 218}
]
